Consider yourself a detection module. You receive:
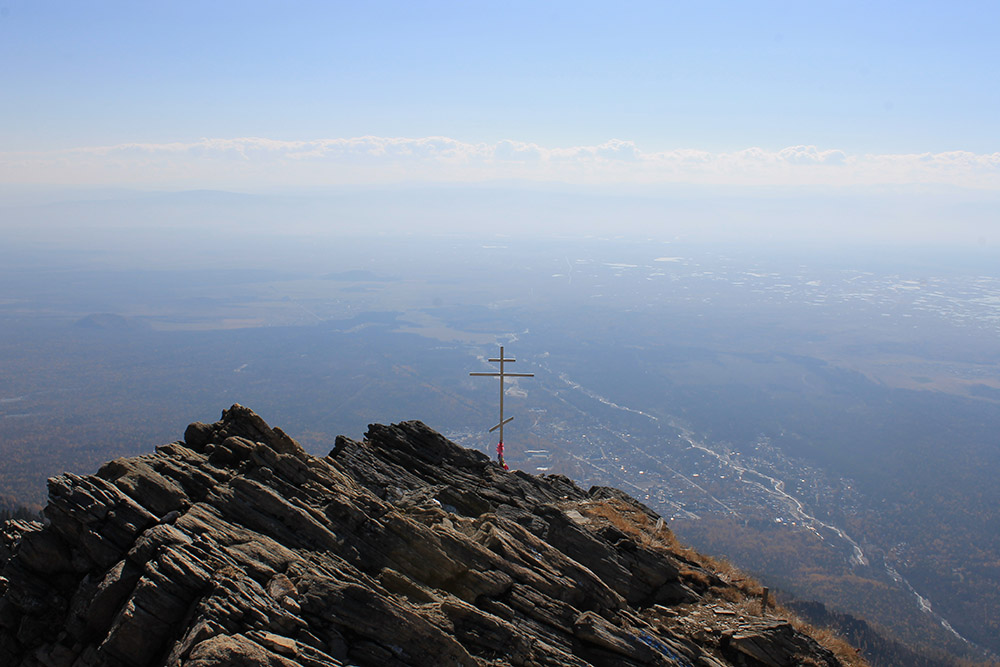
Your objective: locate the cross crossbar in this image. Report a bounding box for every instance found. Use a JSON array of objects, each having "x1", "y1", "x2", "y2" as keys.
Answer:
[
  {"x1": 468, "y1": 345, "x2": 534, "y2": 455},
  {"x1": 489, "y1": 416, "x2": 514, "y2": 433}
]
